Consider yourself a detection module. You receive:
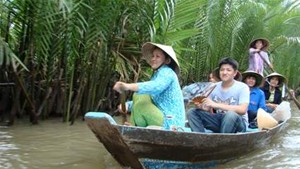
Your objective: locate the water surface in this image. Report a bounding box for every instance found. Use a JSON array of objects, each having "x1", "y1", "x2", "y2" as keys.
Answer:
[{"x1": 1, "y1": 103, "x2": 299, "y2": 169}]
